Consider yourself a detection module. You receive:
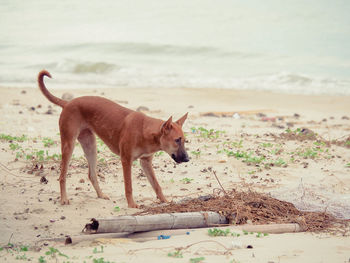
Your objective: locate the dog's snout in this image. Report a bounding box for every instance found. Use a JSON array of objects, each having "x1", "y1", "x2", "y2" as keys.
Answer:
[
  {"x1": 171, "y1": 152, "x2": 189, "y2": 164},
  {"x1": 182, "y1": 151, "x2": 189, "y2": 162}
]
